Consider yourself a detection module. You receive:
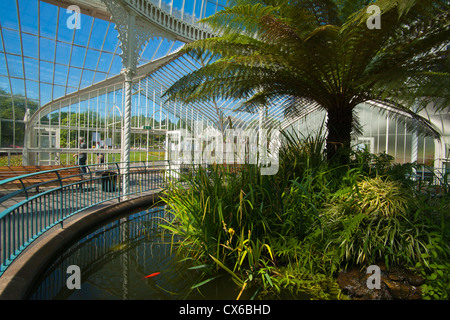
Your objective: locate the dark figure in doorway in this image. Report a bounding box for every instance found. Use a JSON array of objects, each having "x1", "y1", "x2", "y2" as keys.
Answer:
[
  {"x1": 96, "y1": 141, "x2": 105, "y2": 164},
  {"x1": 73, "y1": 137, "x2": 87, "y2": 173}
]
